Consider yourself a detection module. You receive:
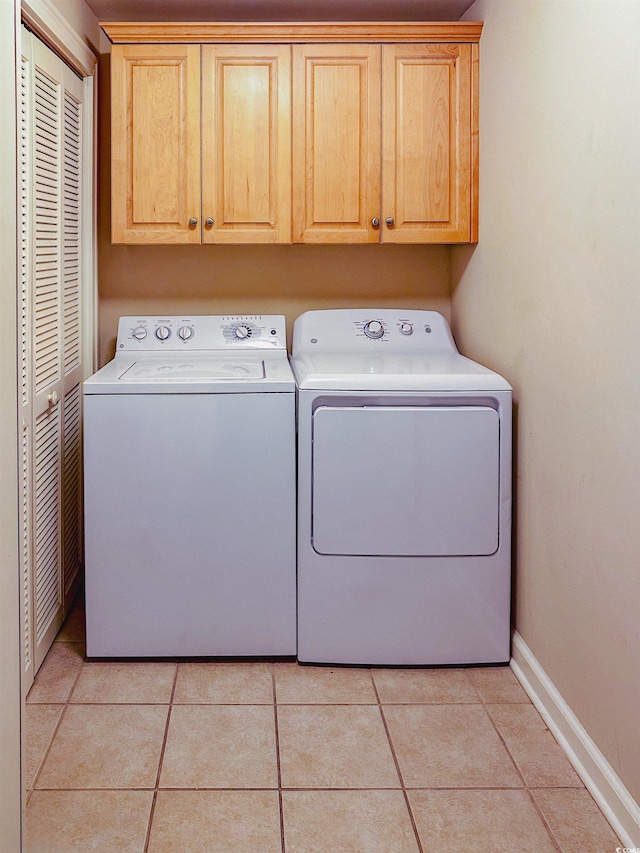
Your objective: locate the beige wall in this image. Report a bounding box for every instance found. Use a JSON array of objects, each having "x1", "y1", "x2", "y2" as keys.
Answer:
[
  {"x1": 96, "y1": 55, "x2": 451, "y2": 365},
  {"x1": 453, "y1": 0, "x2": 640, "y2": 802}
]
